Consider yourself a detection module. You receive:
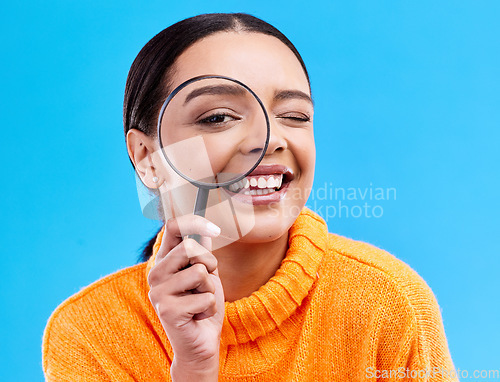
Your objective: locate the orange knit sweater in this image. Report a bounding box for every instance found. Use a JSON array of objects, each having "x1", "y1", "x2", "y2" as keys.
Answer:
[{"x1": 42, "y1": 209, "x2": 457, "y2": 381}]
